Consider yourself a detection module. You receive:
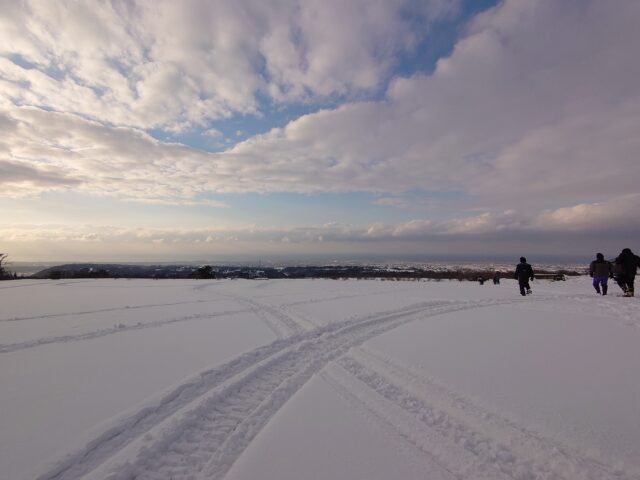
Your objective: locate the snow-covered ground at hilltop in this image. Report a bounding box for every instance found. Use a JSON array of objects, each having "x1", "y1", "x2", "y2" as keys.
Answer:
[{"x1": 1, "y1": 277, "x2": 639, "y2": 480}]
